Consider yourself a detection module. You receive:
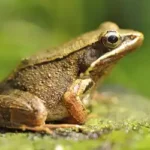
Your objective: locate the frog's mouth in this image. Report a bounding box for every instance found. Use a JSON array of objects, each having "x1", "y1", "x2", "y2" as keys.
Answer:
[{"x1": 85, "y1": 31, "x2": 144, "y2": 75}]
